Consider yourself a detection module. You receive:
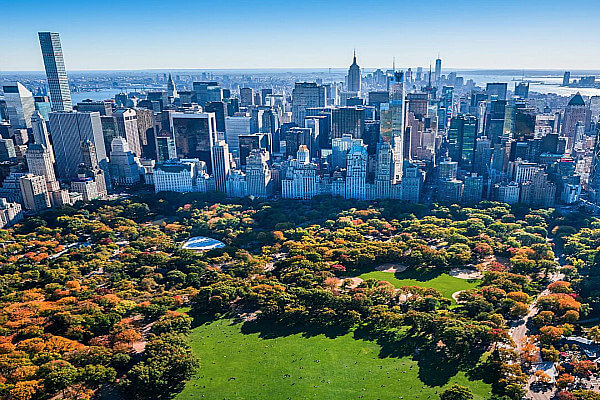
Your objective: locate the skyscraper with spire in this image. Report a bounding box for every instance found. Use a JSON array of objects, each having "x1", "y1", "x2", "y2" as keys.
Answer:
[
  {"x1": 346, "y1": 50, "x2": 361, "y2": 93},
  {"x1": 167, "y1": 73, "x2": 178, "y2": 101},
  {"x1": 38, "y1": 32, "x2": 73, "y2": 112}
]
